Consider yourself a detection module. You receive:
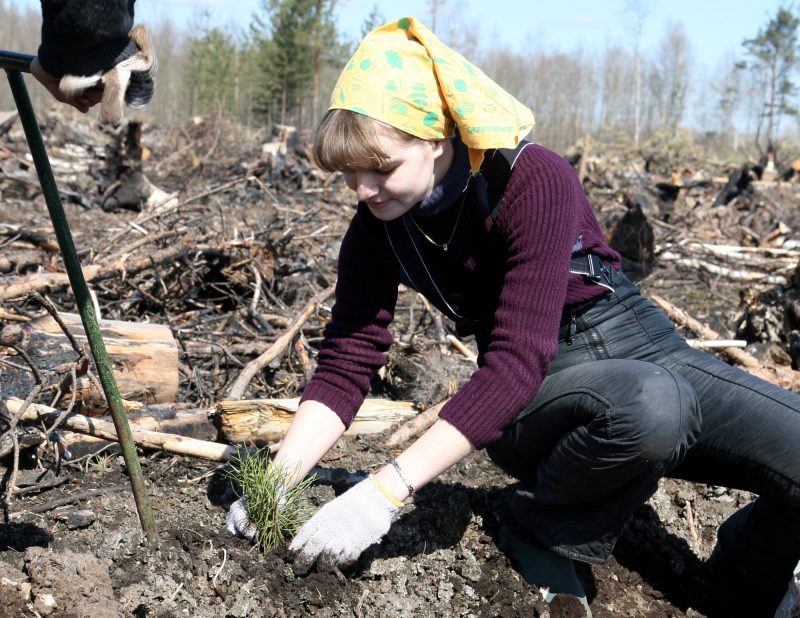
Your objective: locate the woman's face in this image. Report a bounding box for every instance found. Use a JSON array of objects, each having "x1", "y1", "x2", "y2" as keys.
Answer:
[{"x1": 343, "y1": 125, "x2": 452, "y2": 221}]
